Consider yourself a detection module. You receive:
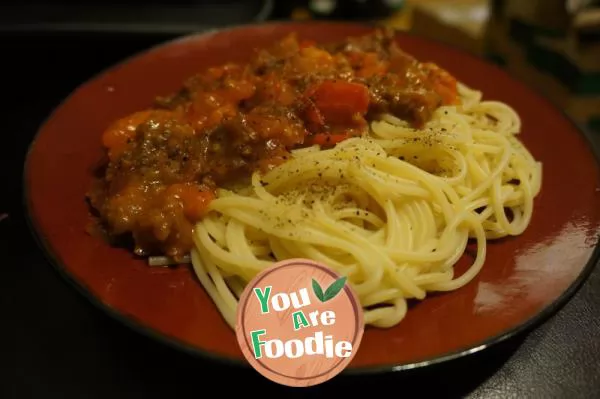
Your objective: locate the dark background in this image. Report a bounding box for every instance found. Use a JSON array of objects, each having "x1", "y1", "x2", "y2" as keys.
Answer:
[{"x1": 1, "y1": 2, "x2": 600, "y2": 398}]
